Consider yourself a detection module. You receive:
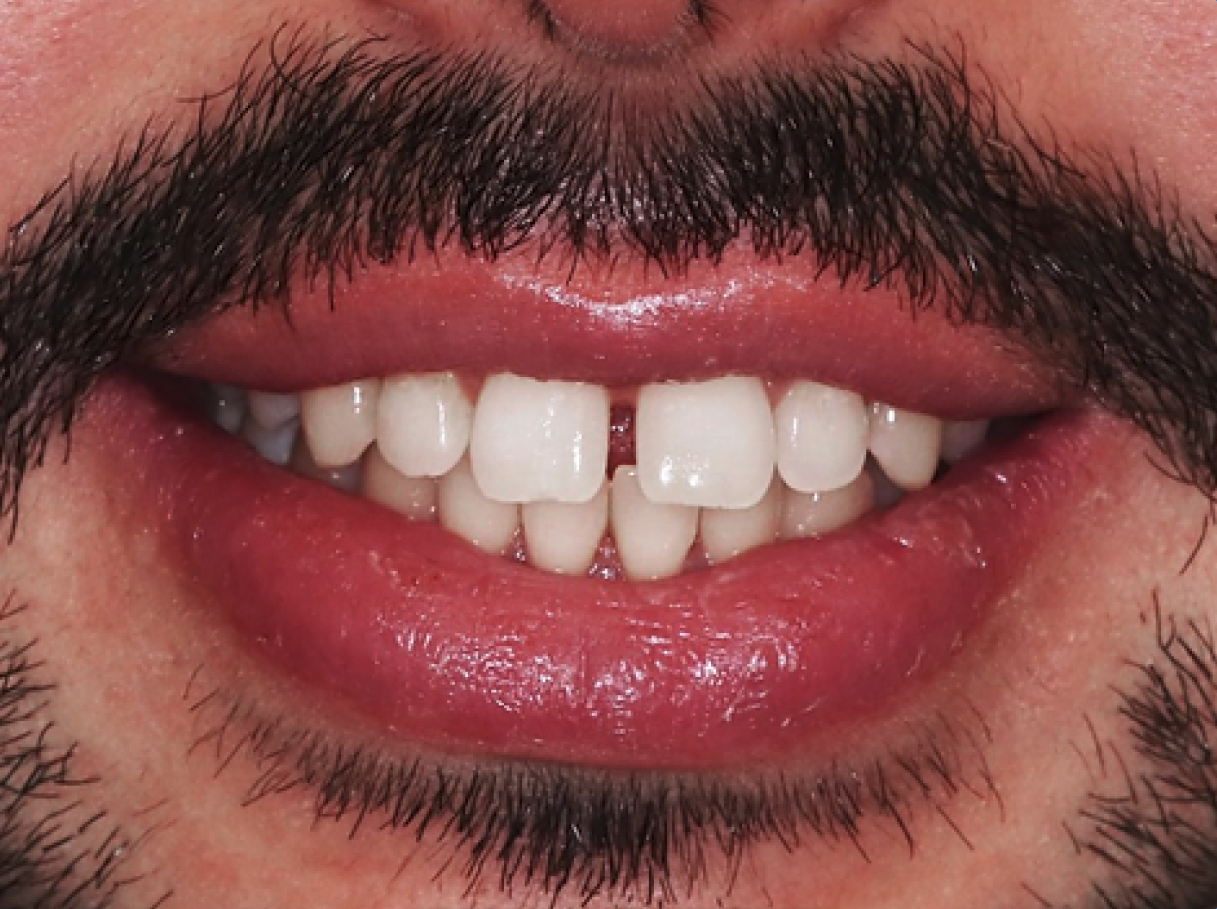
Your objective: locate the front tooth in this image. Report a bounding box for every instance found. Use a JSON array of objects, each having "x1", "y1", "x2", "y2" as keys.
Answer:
[
  {"x1": 290, "y1": 437, "x2": 362, "y2": 493},
  {"x1": 700, "y1": 474, "x2": 782, "y2": 564},
  {"x1": 438, "y1": 456, "x2": 520, "y2": 555},
  {"x1": 248, "y1": 391, "x2": 301, "y2": 430},
  {"x1": 867, "y1": 403, "x2": 943, "y2": 491},
  {"x1": 941, "y1": 419, "x2": 990, "y2": 464},
  {"x1": 636, "y1": 377, "x2": 775, "y2": 508},
  {"x1": 378, "y1": 372, "x2": 473, "y2": 477},
  {"x1": 610, "y1": 467, "x2": 698, "y2": 580},
  {"x1": 362, "y1": 444, "x2": 438, "y2": 521},
  {"x1": 523, "y1": 482, "x2": 609, "y2": 575},
  {"x1": 469, "y1": 374, "x2": 609, "y2": 504},
  {"x1": 300, "y1": 380, "x2": 381, "y2": 468},
  {"x1": 775, "y1": 381, "x2": 868, "y2": 493},
  {"x1": 241, "y1": 414, "x2": 298, "y2": 466},
  {"x1": 781, "y1": 471, "x2": 875, "y2": 538}
]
